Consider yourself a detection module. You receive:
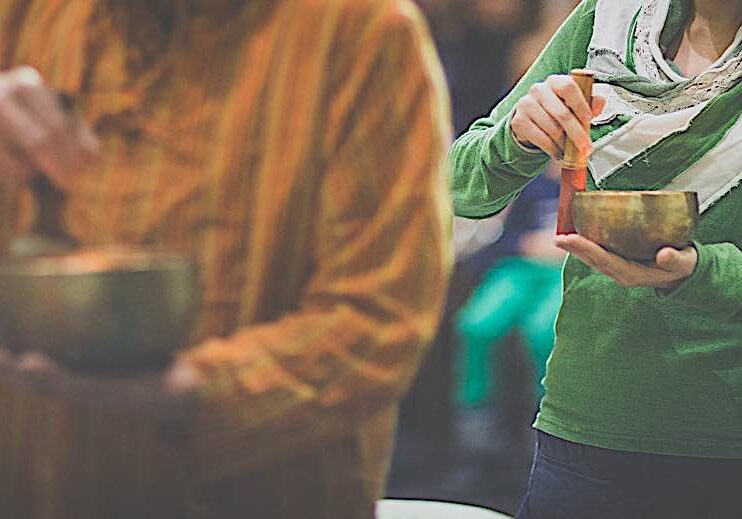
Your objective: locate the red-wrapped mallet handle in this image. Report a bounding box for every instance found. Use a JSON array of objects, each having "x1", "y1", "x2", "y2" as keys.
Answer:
[{"x1": 556, "y1": 70, "x2": 594, "y2": 235}]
